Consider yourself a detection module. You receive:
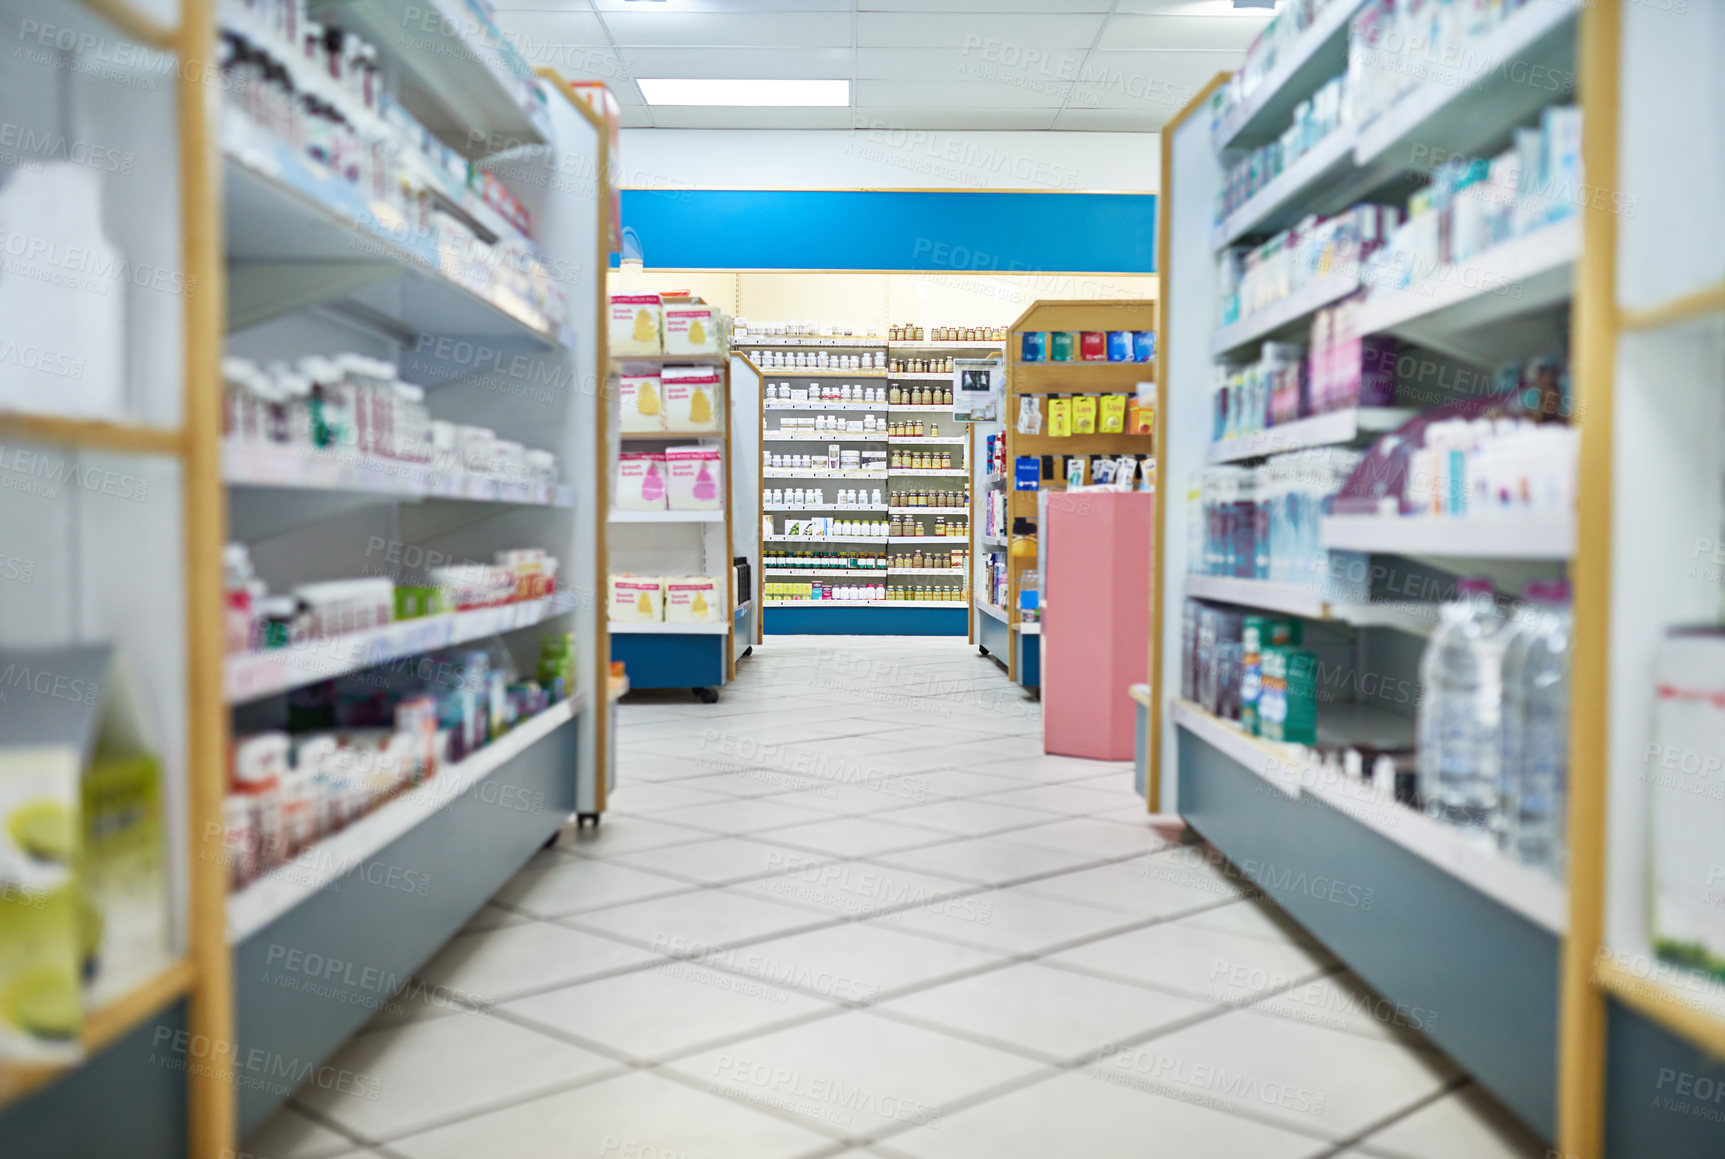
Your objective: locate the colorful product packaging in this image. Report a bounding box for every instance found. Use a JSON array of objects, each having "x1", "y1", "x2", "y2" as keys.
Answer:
[
  {"x1": 615, "y1": 452, "x2": 668, "y2": 511},
  {"x1": 608, "y1": 575, "x2": 664, "y2": 622},
  {"x1": 1079, "y1": 332, "x2": 1107, "y2": 361},
  {"x1": 1049, "y1": 332, "x2": 1076, "y2": 362},
  {"x1": 661, "y1": 367, "x2": 720, "y2": 431},
  {"x1": 618, "y1": 374, "x2": 664, "y2": 432},
  {"x1": 1099, "y1": 394, "x2": 1126, "y2": 433},
  {"x1": 1014, "y1": 456, "x2": 1041, "y2": 491},
  {"x1": 1047, "y1": 398, "x2": 1072, "y2": 437},
  {"x1": 1071, "y1": 395, "x2": 1097, "y2": 435},
  {"x1": 1133, "y1": 330, "x2": 1156, "y2": 362},
  {"x1": 1019, "y1": 332, "x2": 1047, "y2": 362},
  {"x1": 664, "y1": 576, "x2": 722, "y2": 623},
  {"x1": 662, "y1": 304, "x2": 719, "y2": 355},
  {"x1": 1128, "y1": 400, "x2": 1155, "y2": 435},
  {"x1": 1240, "y1": 616, "x2": 1301, "y2": 735},
  {"x1": 664, "y1": 445, "x2": 723, "y2": 510},
  {"x1": 608, "y1": 293, "x2": 663, "y2": 356},
  {"x1": 1650, "y1": 628, "x2": 1725, "y2": 978},
  {"x1": 1257, "y1": 645, "x2": 1318, "y2": 744},
  {"x1": 1107, "y1": 331, "x2": 1132, "y2": 361}
]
